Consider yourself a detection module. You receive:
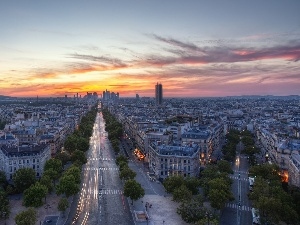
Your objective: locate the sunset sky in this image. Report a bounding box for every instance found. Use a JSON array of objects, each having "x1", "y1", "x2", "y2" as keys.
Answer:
[{"x1": 1, "y1": 0, "x2": 300, "y2": 98}]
